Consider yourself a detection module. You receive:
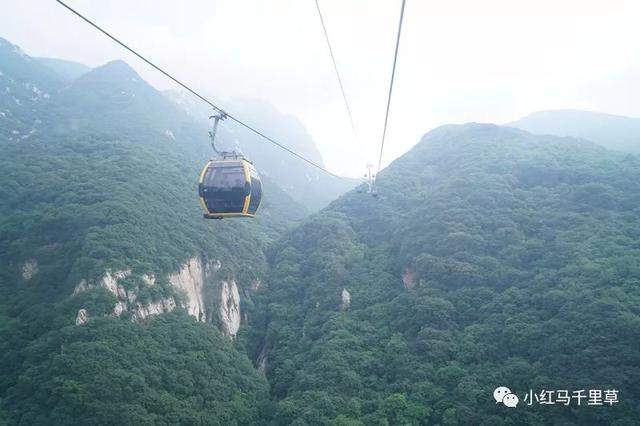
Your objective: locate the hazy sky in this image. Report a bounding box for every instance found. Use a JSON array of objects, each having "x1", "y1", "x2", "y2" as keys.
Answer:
[{"x1": 2, "y1": 0, "x2": 639, "y2": 176}]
